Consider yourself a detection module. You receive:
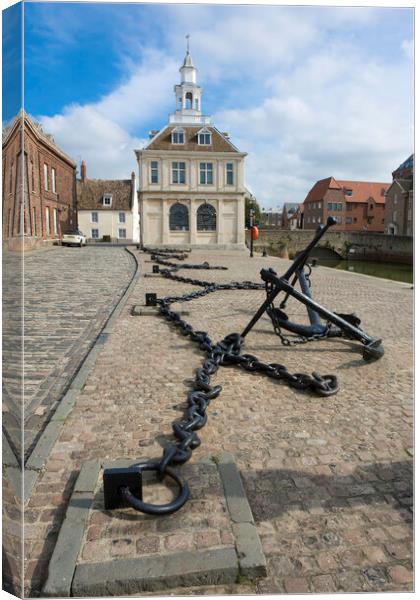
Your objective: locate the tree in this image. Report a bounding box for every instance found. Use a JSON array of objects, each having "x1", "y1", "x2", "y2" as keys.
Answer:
[{"x1": 245, "y1": 194, "x2": 262, "y2": 228}]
